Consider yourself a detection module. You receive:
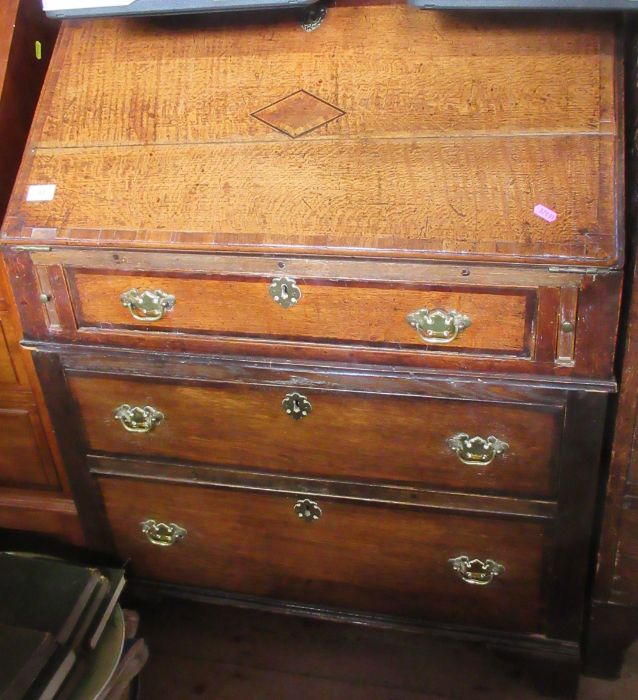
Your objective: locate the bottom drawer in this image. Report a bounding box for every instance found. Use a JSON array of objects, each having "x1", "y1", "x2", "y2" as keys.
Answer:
[{"x1": 99, "y1": 477, "x2": 550, "y2": 634}]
